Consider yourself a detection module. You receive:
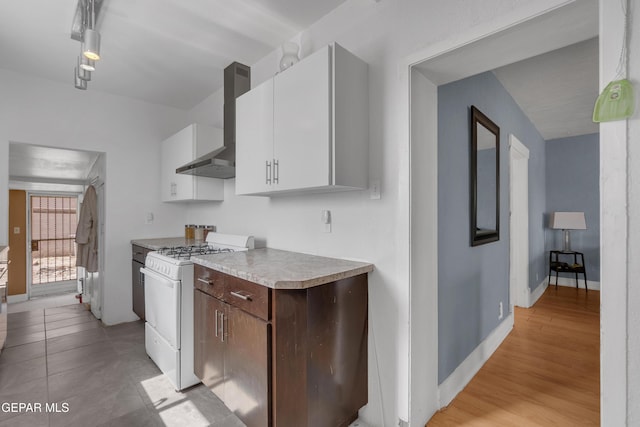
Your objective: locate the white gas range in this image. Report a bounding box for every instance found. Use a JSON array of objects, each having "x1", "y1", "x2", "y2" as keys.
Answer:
[{"x1": 140, "y1": 232, "x2": 254, "y2": 391}]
